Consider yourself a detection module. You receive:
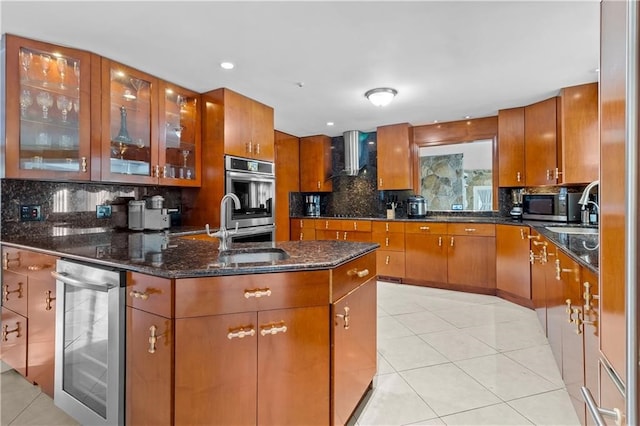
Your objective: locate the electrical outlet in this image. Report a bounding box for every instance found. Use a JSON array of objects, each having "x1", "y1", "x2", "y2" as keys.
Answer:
[
  {"x1": 20, "y1": 205, "x2": 42, "y2": 221},
  {"x1": 96, "y1": 205, "x2": 112, "y2": 219}
]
